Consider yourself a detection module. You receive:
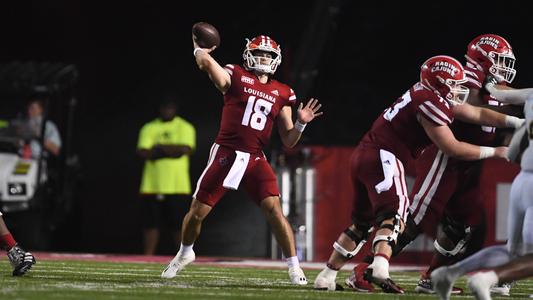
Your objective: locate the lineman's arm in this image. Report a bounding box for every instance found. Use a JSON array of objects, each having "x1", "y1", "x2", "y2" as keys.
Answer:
[
  {"x1": 486, "y1": 84, "x2": 533, "y2": 105},
  {"x1": 453, "y1": 103, "x2": 524, "y2": 129},
  {"x1": 192, "y1": 36, "x2": 230, "y2": 93},
  {"x1": 419, "y1": 114, "x2": 507, "y2": 161}
]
